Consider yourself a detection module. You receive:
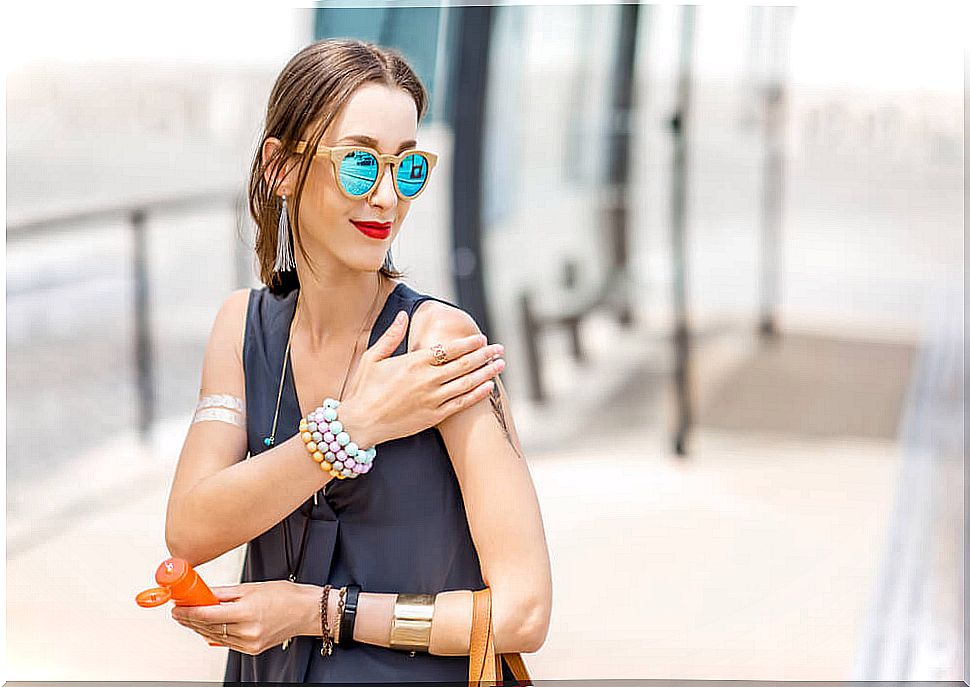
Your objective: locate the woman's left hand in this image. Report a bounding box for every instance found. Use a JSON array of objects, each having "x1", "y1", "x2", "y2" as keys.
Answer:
[{"x1": 171, "y1": 581, "x2": 317, "y2": 655}]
